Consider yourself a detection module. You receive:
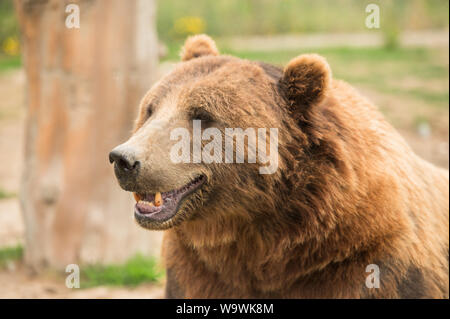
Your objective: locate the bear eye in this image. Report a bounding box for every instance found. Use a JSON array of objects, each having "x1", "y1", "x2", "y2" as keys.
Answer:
[
  {"x1": 146, "y1": 105, "x2": 153, "y2": 119},
  {"x1": 189, "y1": 108, "x2": 214, "y2": 124}
]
